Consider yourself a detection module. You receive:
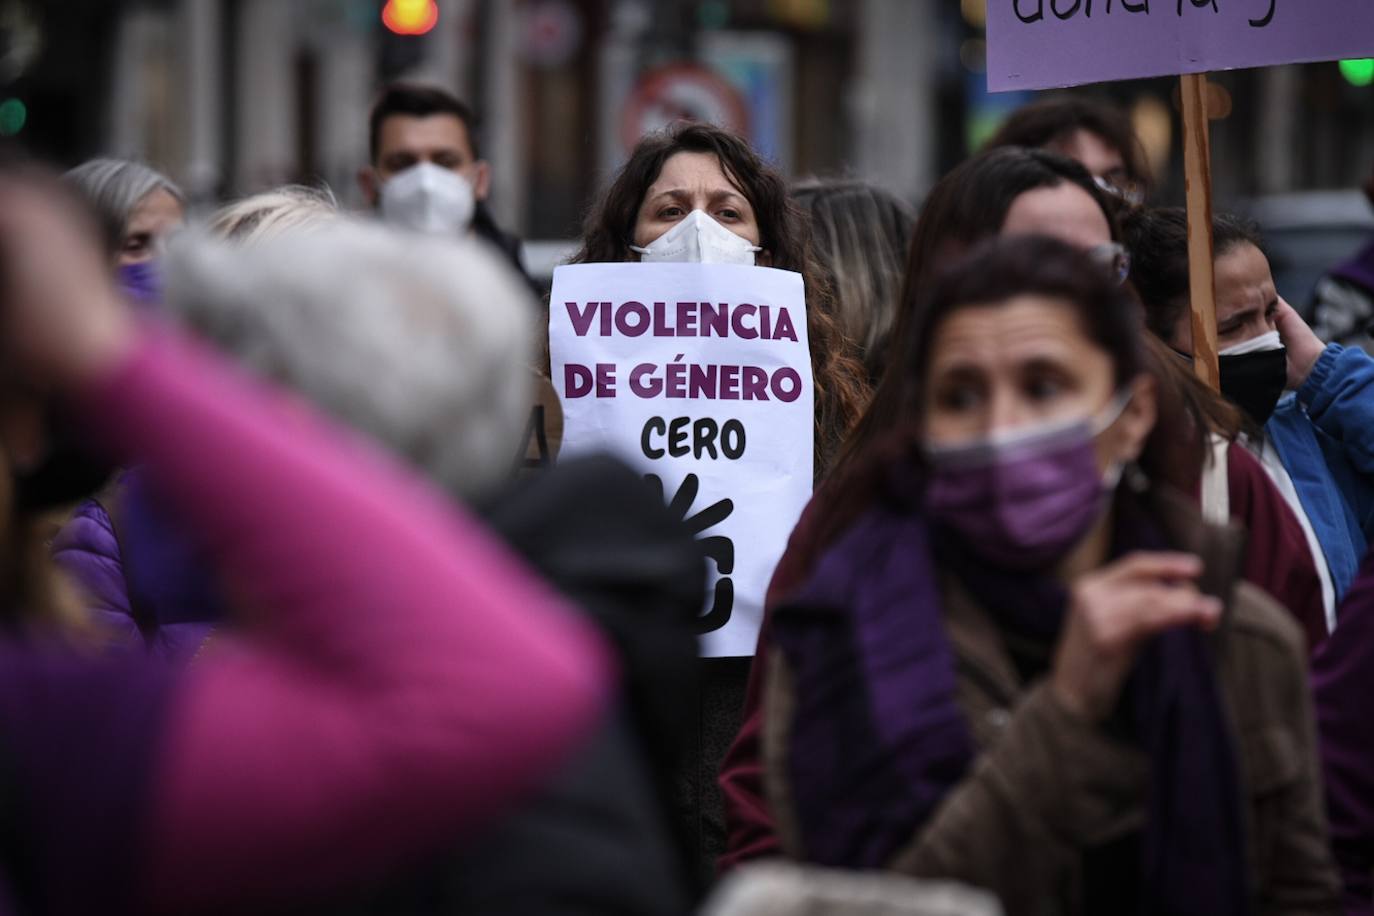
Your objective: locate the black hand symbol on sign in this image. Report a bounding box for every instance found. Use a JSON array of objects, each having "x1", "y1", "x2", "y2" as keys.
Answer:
[{"x1": 645, "y1": 472, "x2": 735, "y2": 634}]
